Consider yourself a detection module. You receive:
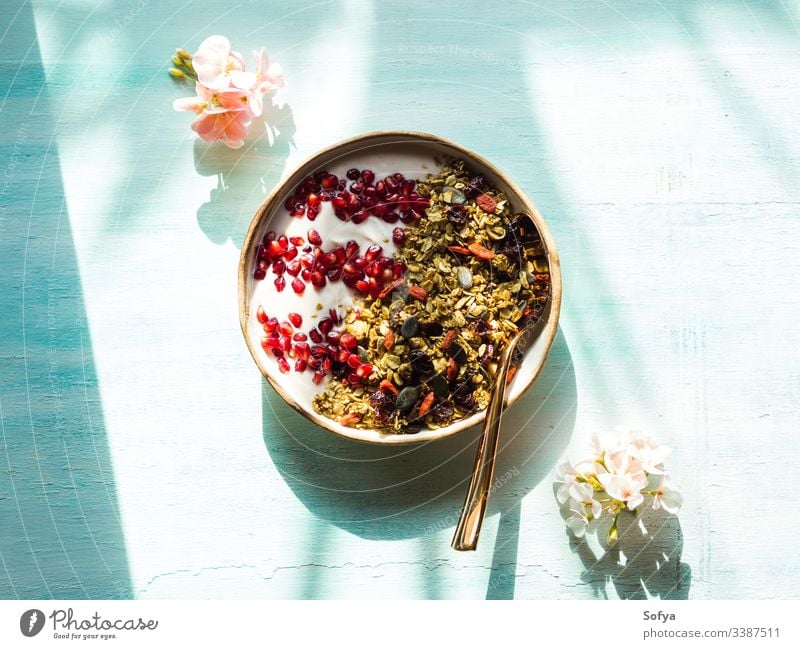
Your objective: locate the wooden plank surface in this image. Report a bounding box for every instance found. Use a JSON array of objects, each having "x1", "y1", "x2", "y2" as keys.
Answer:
[{"x1": 1, "y1": 0, "x2": 799, "y2": 599}]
